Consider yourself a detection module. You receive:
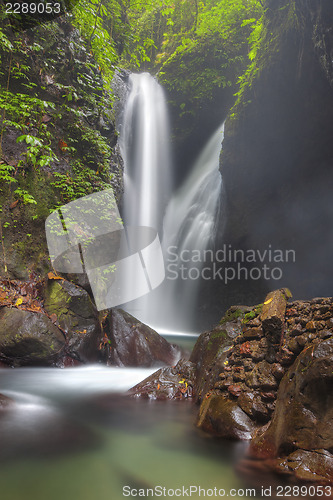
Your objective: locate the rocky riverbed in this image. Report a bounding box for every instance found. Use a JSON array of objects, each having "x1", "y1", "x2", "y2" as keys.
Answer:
[
  {"x1": 0, "y1": 280, "x2": 332, "y2": 486},
  {"x1": 132, "y1": 288, "x2": 333, "y2": 486}
]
